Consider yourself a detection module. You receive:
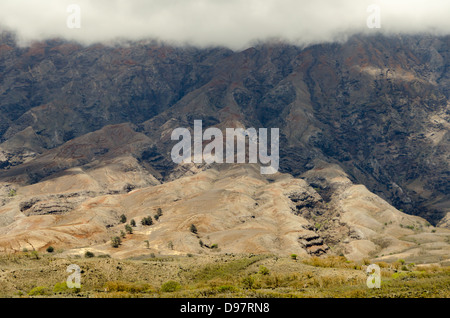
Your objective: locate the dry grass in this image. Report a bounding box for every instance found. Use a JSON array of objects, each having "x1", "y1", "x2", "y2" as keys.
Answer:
[
  {"x1": 0, "y1": 253, "x2": 448, "y2": 298},
  {"x1": 301, "y1": 255, "x2": 361, "y2": 269}
]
